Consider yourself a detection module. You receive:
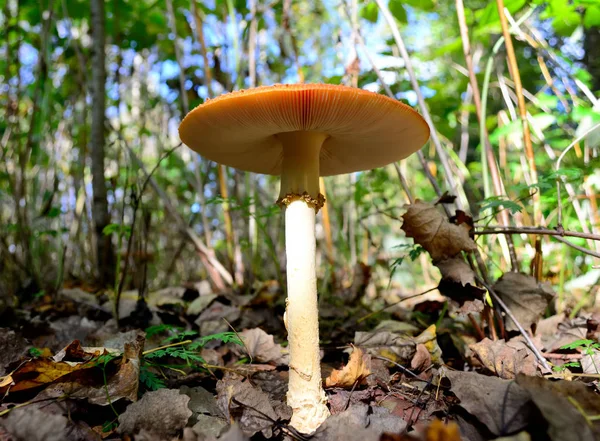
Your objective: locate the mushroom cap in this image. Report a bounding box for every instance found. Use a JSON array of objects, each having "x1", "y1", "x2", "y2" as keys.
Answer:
[{"x1": 179, "y1": 83, "x2": 430, "y2": 176}]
